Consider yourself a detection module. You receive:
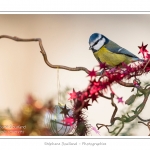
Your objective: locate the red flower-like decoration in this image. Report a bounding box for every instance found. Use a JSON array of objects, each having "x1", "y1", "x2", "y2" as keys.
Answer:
[
  {"x1": 87, "y1": 69, "x2": 97, "y2": 79},
  {"x1": 98, "y1": 62, "x2": 108, "y2": 69},
  {"x1": 68, "y1": 89, "x2": 77, "y2": 100},
  {"x1": 145, "y1": 53, "x2": 150, "y2": 59},
  {"x1": 83, "y1": 100, "x2": 91, "y2": 110},
  {"x1": 138, "y1": 42, "x2": 148, "y2": 58},
  {"x1": 117, "y1": 97, "x2": 124, "y2": 103},
  {"x1": 62, "y1": 117, "x2": 74, "y2": 126}
]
